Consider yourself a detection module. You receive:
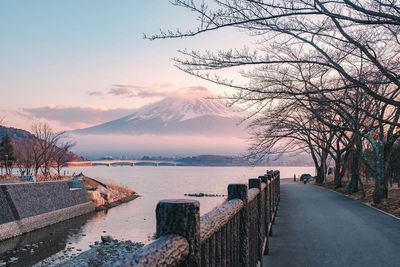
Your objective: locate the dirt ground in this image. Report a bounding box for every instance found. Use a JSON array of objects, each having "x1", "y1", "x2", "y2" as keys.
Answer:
[{"x1": 319, "y1": 175, "x2": 400, "y2": 218}]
